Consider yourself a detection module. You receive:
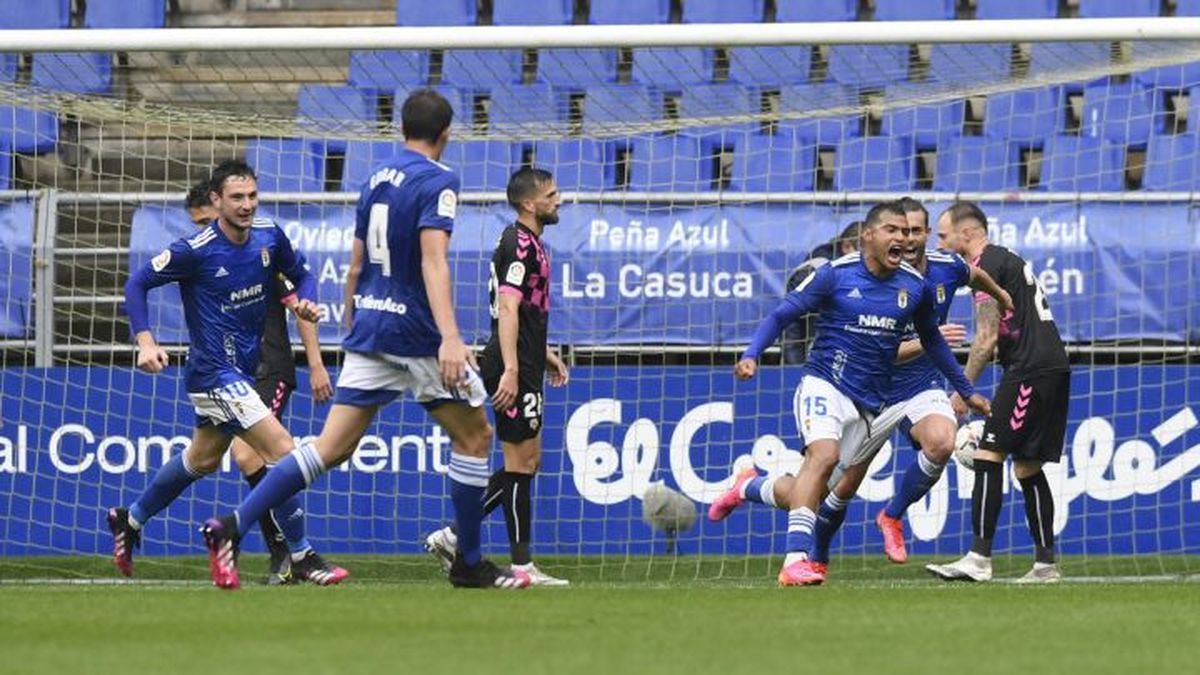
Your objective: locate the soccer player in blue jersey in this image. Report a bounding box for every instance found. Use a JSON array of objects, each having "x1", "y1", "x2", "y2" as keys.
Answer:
[
  {"x1": 200, "y1": 89, "x2": 530, "y2": 590},
  {"x1": 725, "y1": 201, "x2": 991, "y2": 586},
  {"x1": 711, "y1": 198, "x2": 1012, "y2": 576},
  {"x1": 108, "y1": 160, "x2": 347, "y2": 588}
]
